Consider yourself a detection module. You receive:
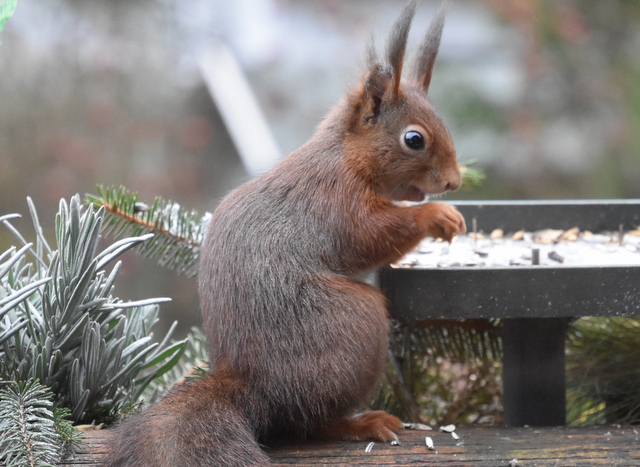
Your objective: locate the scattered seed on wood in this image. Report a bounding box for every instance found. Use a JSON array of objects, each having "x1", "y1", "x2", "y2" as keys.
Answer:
[
  {"x1": 425, "y1": 436, "x2": 434, "y2": 450},
  {"x1": 511, "y1": 230, "x2": 525, "y2": 240},
  {"x1": 548, "y1": 250, "x2": 564, "y2": 263},
  {"x1": 451, "y1": 432, "x2": 460, "y2": 440},
  {"x1": 390, "y1": 439, "x2": 401, "y2": 446},
  {"x1": 508, "y1": 459, "x2": 518, "y2": 467},
  {"x1": 534, "y1": 229, "x2": 564, "y2": 244},
  {"x1": 399, "y1": 258, "x2": 419, "y2": 267},
  {"x1": 583, "y1": 233, "x2": 613, "y2": 243},
  {"x1": 560, "y1": 227, "x2": 580, "y2": 241},
  {"x1": 439, "y1": 424, "x2": 456, "y2": 433},
  {"x1": 365, "y1": 442, "x2": 375, "y2": 453},
  {"x1": 417, "y1": 244, "x2": 434, "y2": 254},
  {"x1": 394, "y1": 227, "x2": 640, "y2": 269},
  {"x1": 403, "y1": 422, "x2": 433, "y2": 431}
]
